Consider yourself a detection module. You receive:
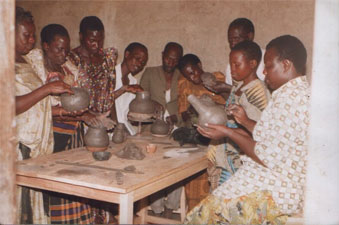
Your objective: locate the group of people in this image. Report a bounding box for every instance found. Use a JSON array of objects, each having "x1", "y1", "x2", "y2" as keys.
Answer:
[{"x1": 15, "y1": 5, "x2": 310, "y2": 225}]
